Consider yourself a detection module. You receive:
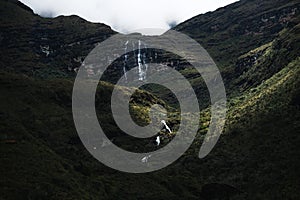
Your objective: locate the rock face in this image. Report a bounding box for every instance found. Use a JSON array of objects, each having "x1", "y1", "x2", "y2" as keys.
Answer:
[
  {"x1": 0, "y1": 0, "x2": 300, "y2": 200},
  {"x1": 0, "y1": 0, "x2": 116, "y2": 77}
]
